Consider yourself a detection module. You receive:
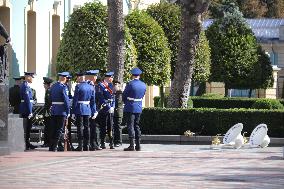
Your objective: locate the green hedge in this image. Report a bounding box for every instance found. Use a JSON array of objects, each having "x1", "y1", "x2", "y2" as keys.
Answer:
[
  {"x1": 154, "y1": 96, "x2": 284, "y2": 109},
  {"x1": 140, "y1": 108, "x2": 284, "y2": 137}
]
